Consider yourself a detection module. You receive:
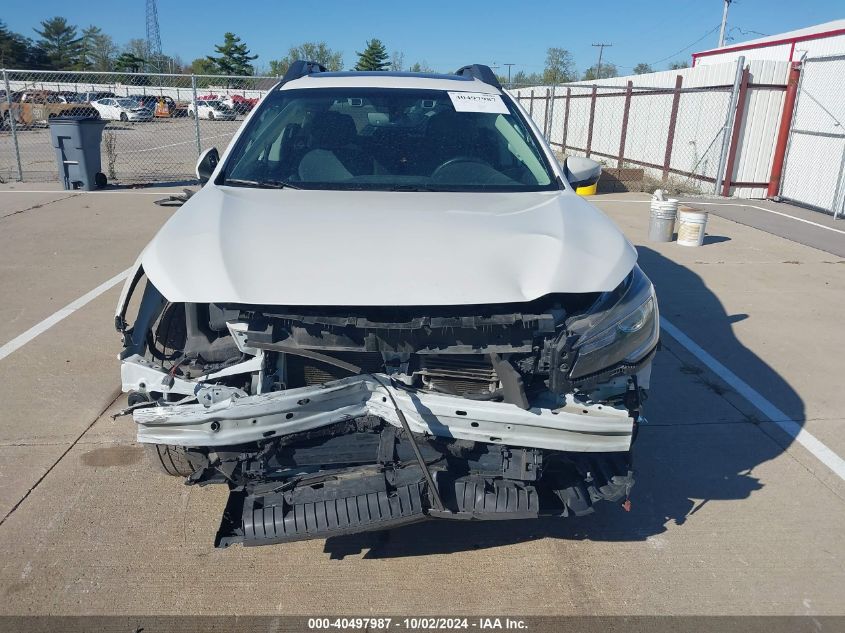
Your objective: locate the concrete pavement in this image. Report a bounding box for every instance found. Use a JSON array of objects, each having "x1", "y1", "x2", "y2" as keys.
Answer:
[{"x1": 0, "y1": 186, "x2": 843, "y2": 616}]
